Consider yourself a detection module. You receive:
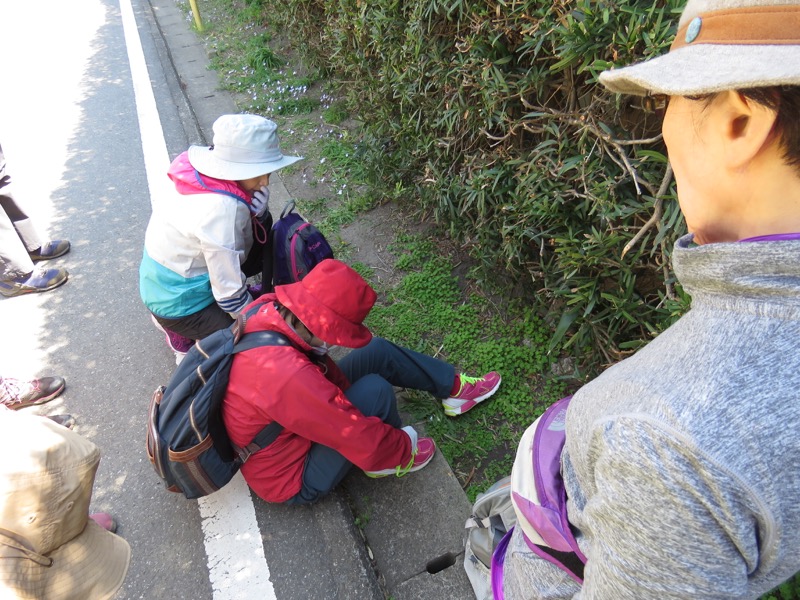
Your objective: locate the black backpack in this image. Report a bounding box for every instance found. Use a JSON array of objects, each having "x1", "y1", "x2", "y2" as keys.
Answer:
[
  {"x1": 270, "y1": 200, "x2": 334, "y2": 288},
  {"x1": 146, "y1": 315, "x2": 290, "y2": 499}
]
